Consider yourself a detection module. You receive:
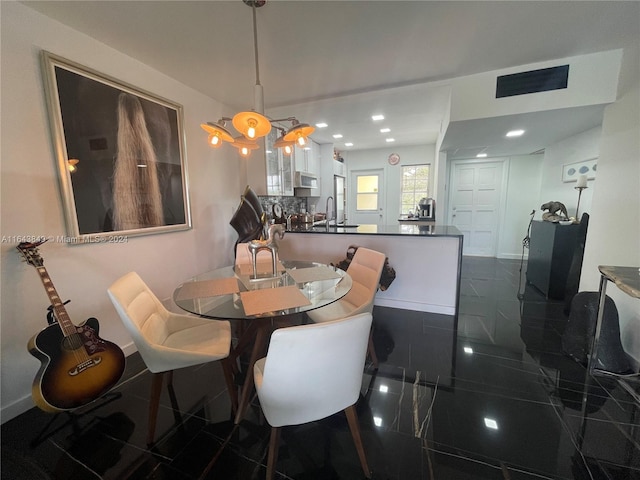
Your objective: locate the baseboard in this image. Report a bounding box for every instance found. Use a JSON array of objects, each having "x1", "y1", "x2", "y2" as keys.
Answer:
[
  {"x1": 1, "y1": 396, "x2": 36, "y2": 425},
  {"x1": 497, "y1": 252, "x2": 529, "y2": 260},
  {"x1": 122, "y1": 341, "x2": 137, "y2": 357},
  {"x1": 374, "y1": 298, "x2": 455, "y2": 315}
]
